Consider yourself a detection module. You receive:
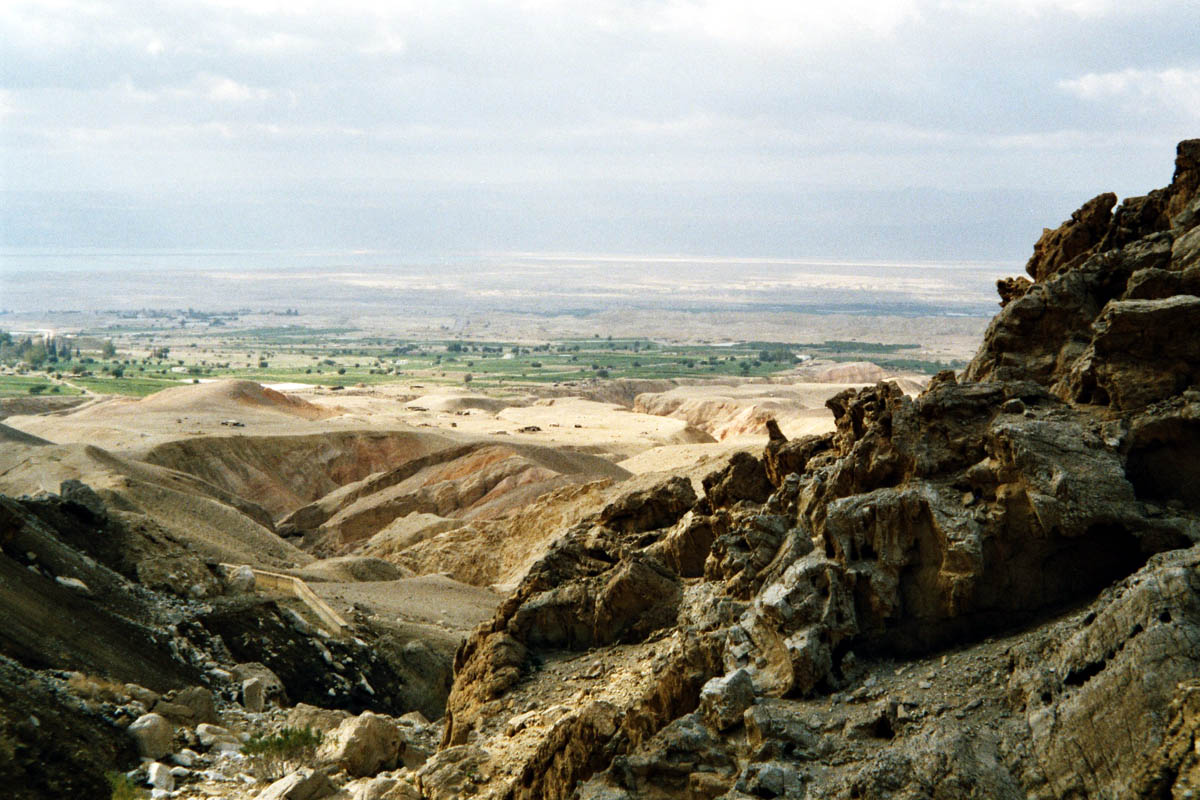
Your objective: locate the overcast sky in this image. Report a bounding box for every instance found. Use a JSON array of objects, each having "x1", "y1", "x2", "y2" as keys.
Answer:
[{"x1": 2, "y1": 0, "x2": 1198, "y2": 259}]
